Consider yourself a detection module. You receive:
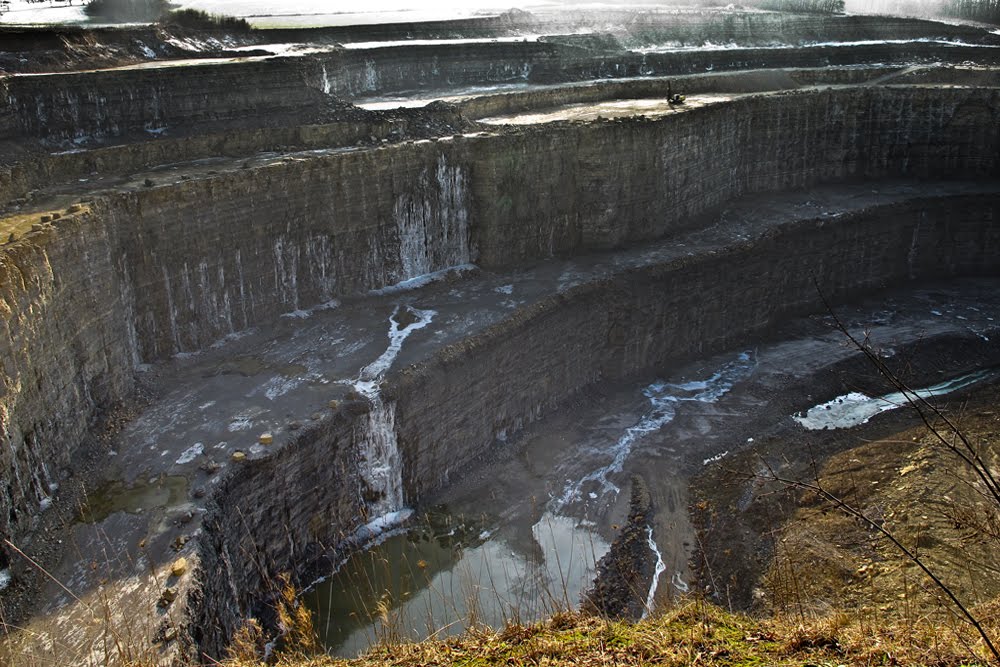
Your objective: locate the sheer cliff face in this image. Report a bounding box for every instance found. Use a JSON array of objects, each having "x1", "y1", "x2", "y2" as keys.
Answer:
[
  {"x1": 1, "y1": 85, "x2": 999, "y2": 547},
  {"x1": 0, "y1": 209, "x2": 135, "y2": 538}
]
